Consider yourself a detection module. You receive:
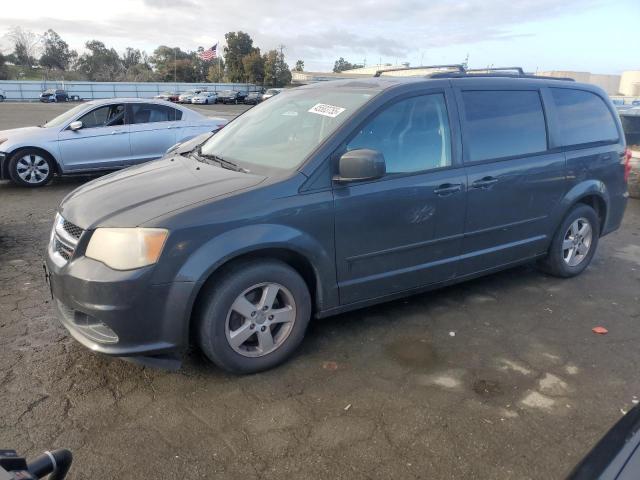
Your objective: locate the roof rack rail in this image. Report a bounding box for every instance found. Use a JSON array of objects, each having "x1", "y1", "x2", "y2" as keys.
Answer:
[
  {"x1": 466, "y1": 67, "x2": 525, "y2": 75},
  {"x1": 373, "y1": 64, "x2": 465, "y2": 77}
]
